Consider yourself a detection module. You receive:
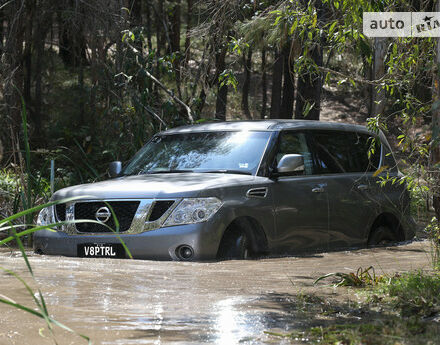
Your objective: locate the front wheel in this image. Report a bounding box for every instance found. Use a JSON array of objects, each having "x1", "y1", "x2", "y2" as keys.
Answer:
[
  {"x1": 218, "y1": 230, "x2": 251, "y2": 260},
  {"x1": 367, "y1": 226, "x2": 398, "y2": 246}
]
